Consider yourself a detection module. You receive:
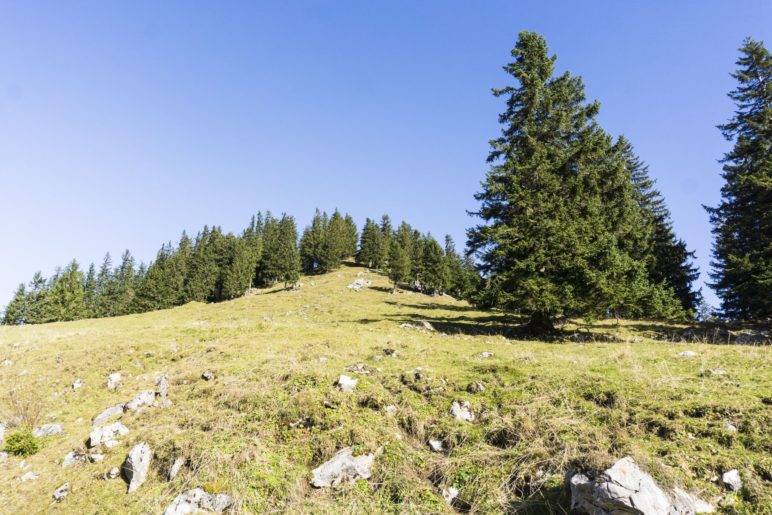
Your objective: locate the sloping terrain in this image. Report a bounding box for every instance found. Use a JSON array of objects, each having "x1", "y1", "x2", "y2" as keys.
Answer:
[{"x1": 0, "y1": 264, "x2": 770, "y2": 513}]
